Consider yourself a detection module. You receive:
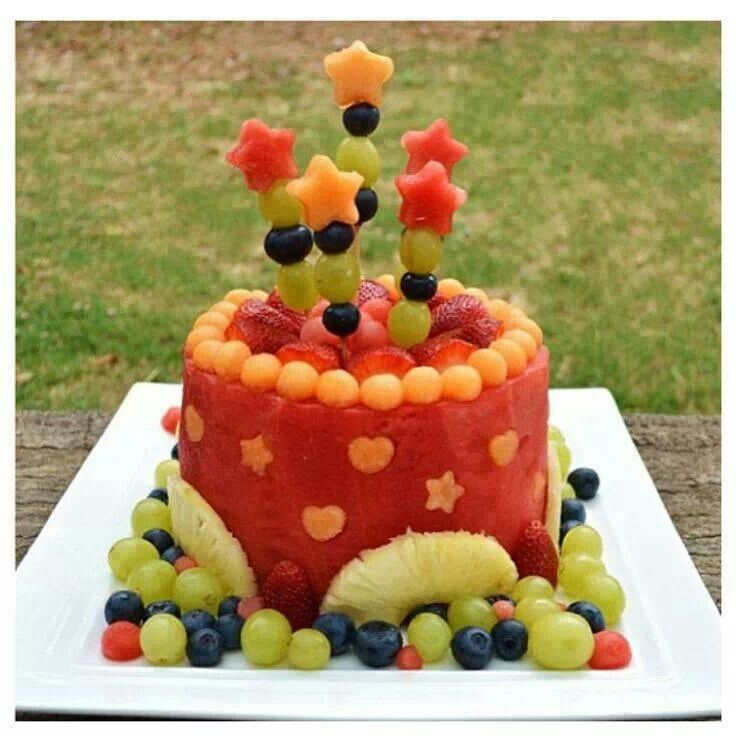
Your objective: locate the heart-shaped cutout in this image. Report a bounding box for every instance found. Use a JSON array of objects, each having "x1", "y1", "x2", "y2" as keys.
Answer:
[
  {"x1": 348, "y1": 436, "x2": 395, "y2": 474},
  {"x1": 488, "y1": 429, "x2": 519, "y2": 466},
  {"x1": 301, "y1": 505, "x2": 346, "y2": 542}
]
